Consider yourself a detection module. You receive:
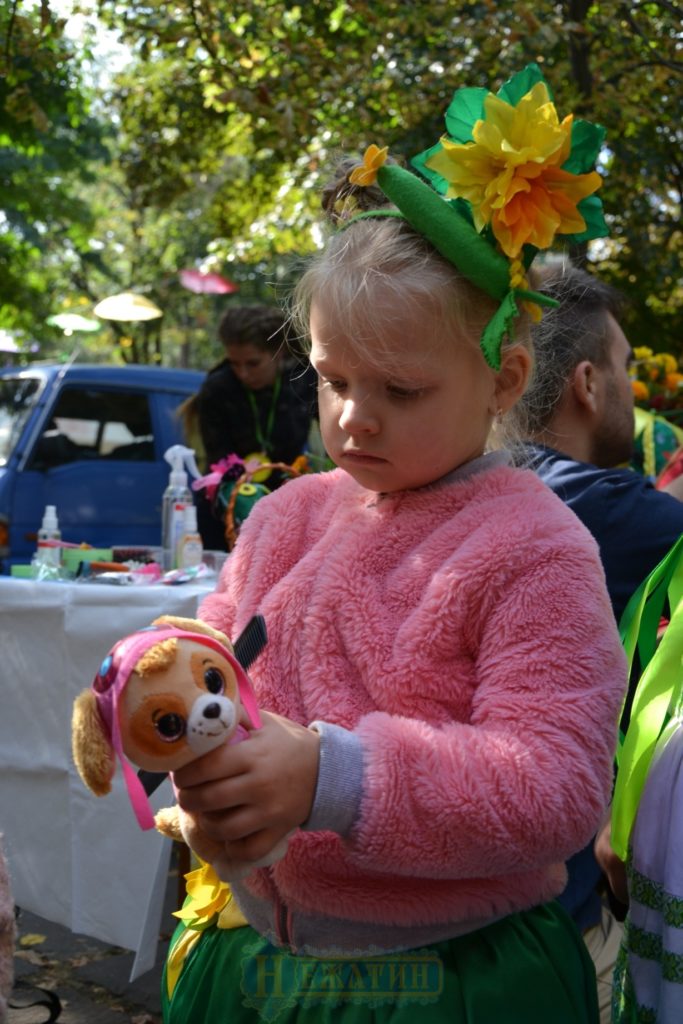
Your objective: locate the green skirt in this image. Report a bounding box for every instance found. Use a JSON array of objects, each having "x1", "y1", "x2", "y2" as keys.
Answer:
[{"x1": 162, "y1": 902, "x2": 598, "y2": 1024}]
